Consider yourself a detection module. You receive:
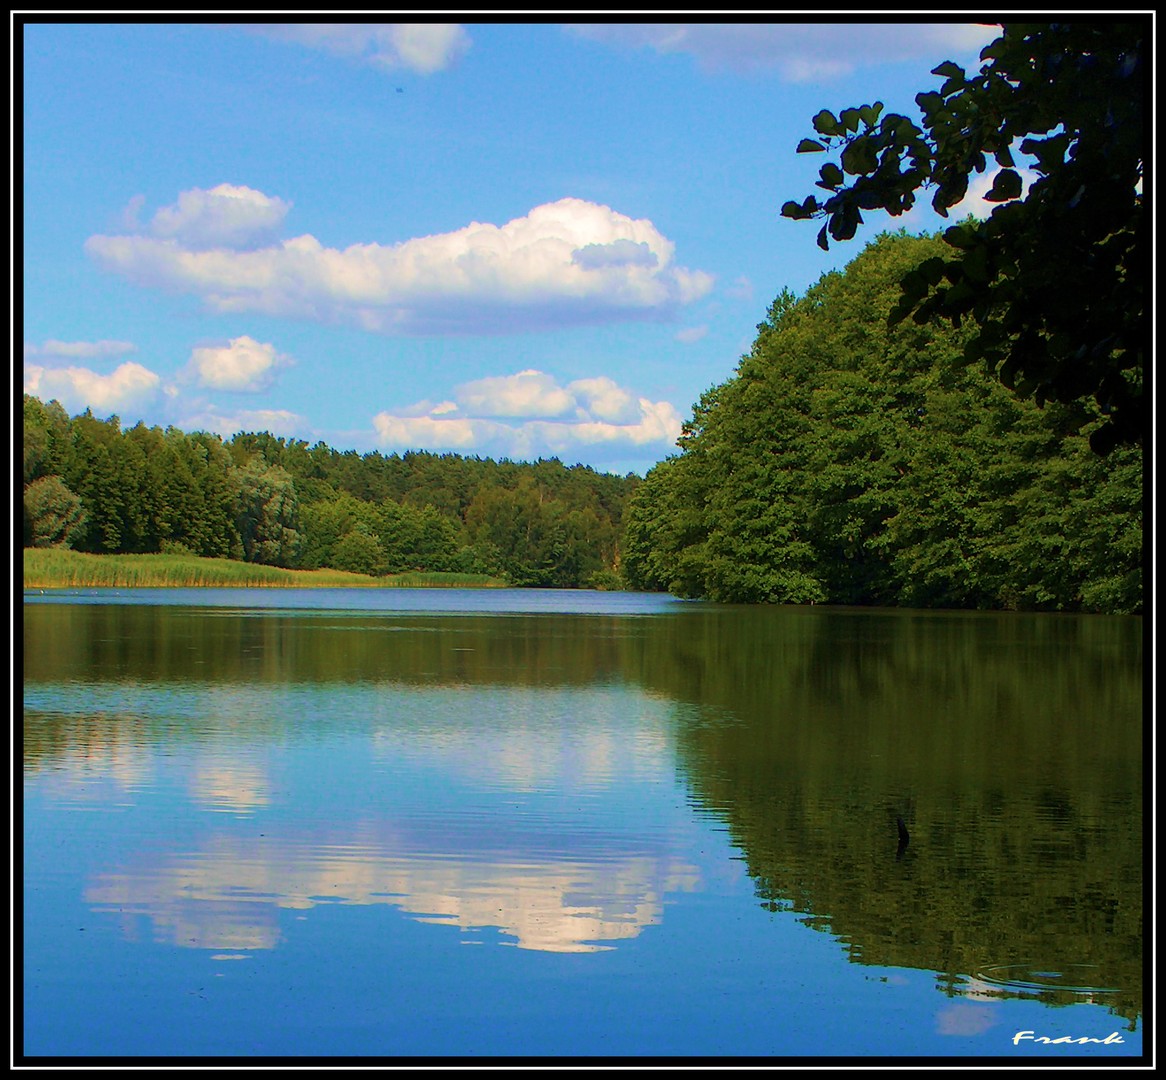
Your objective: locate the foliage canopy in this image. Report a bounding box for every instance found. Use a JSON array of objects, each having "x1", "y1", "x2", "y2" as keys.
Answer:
[
  {"x1": 781, "y1": 22, "x2": 1145, "y2": 454},
  {"x1": 623, "y1": 232, "x2": 1142, "y2": 613}
]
